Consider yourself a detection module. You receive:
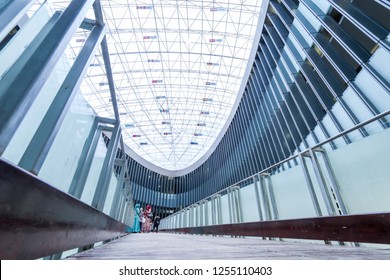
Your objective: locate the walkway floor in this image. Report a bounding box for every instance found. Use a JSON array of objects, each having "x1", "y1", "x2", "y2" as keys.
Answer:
[{"x1": 67, "y1": 233, "x2": 390, "y2": 260}]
